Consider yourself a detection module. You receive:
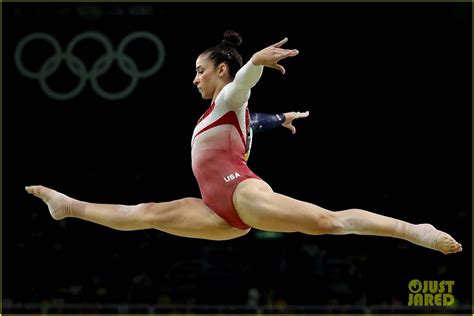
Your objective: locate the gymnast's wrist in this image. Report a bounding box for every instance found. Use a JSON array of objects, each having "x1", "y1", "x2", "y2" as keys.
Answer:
[{"x1": 250, "y1": 54, "x2": 262, "y2": 66}]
